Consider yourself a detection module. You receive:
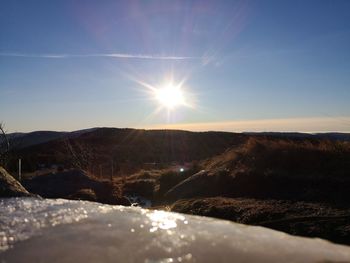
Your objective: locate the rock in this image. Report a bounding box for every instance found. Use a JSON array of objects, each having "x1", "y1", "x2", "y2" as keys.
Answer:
[
  {"x1": 68, "y1": 188, "x2": 98, "y2": 202},
  {"x1": 122, "y1": 179, "x2": 156, "y2": 198},
  {"x1": 0, "y1": 166, "x2": 33, "y2": 197},
  {"x1": 98, "y1": 189, "x2": 131, "y2": 206},
  {"x1": 1, "y1": 198, "x2": 350, "y2": 262},
  {"x1": 23, "y1": 169, "x2": 129, "y2": 205},
  {"x1": 23, "y1": 169, "x2": 97, "y2": 198}
]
